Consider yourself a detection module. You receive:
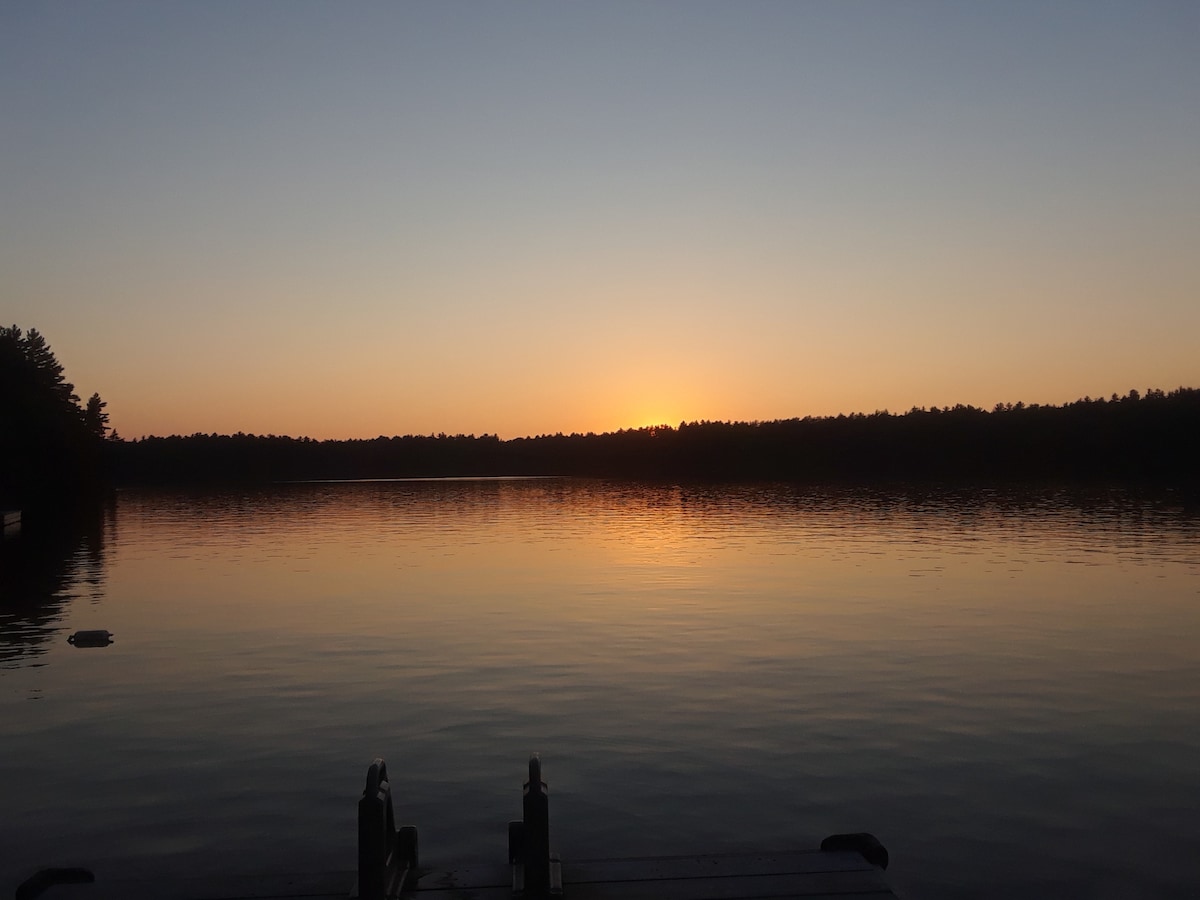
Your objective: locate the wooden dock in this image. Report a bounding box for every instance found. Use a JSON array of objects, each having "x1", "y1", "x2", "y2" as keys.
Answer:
[
  {"x1": 16, "y1": 851, "x2": 897, "y2": 900},
  {"x1": 16, "y1": 757, "x2": 898, "y2": 900}
]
